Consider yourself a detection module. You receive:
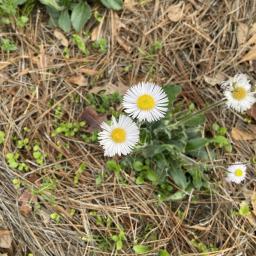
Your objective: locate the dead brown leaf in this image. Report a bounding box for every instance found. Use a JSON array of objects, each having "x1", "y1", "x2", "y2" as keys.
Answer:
[
  {"x1": 27, "y1": 174, "x2": 41, "y2": 186},
  {"x1": 247, "y1": 34, "x2": 256, "y2": 45},
  {"x1": 0, "y1": 62, "x2": 11, "y2": 71},
  {"x1": 247, "y1": 103, "x2": 256, "y2": 121},
  {"x1": 38, "y1": 45, "x2": 47, "y2": 70},
  {"x1": 117, "y1": 36, "x2": 132, "y2": 53},
  {"x1": 90, "y1": 82, "x2": 128, "y2": 94},
  {"x1": 0, "y1": 230, "x2": 12, "y2": 249},
  {"x1": 0, "y1": 73, "x2": 10, "y2": 84},
  {"x1": 91, "y1": 25, "x2": 102, "y2": 41},
  {"x1": 241, "y1": 45, "x2": 256, "y2": 62},
  {"x1": 79, "y1": 107, "x2": 107, "y2": 133},
  {"x1": 203, "y1": 73, "x2": 226, "y2": 86},
  {"x1": 231, "y1": 126, "x2": 256, "y2": 141},
  {"x1": 124, "y1": 0, "x2": 136, "y2": 9},
  {"x1": 237, "y1": 22, "x2": 249, "y2": 45},
  {"x1": 54, "y1": 29, "x2": 69, "y2": 47},
  {"x1": 249, "y1": 22, "x2": 256, "y2": 36},
  {"x1": 80, "y1": 68, "x2": 99, "y2": 76},
  {"x1": 66, "y1": 74, "x2": 87, "y2": 86},
  {"x1": 19, "y1": 190, "x2": 37, "y2": 217},
  {"x1": 167, "y1": 2, "x2": 184, "y2": 22}
]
